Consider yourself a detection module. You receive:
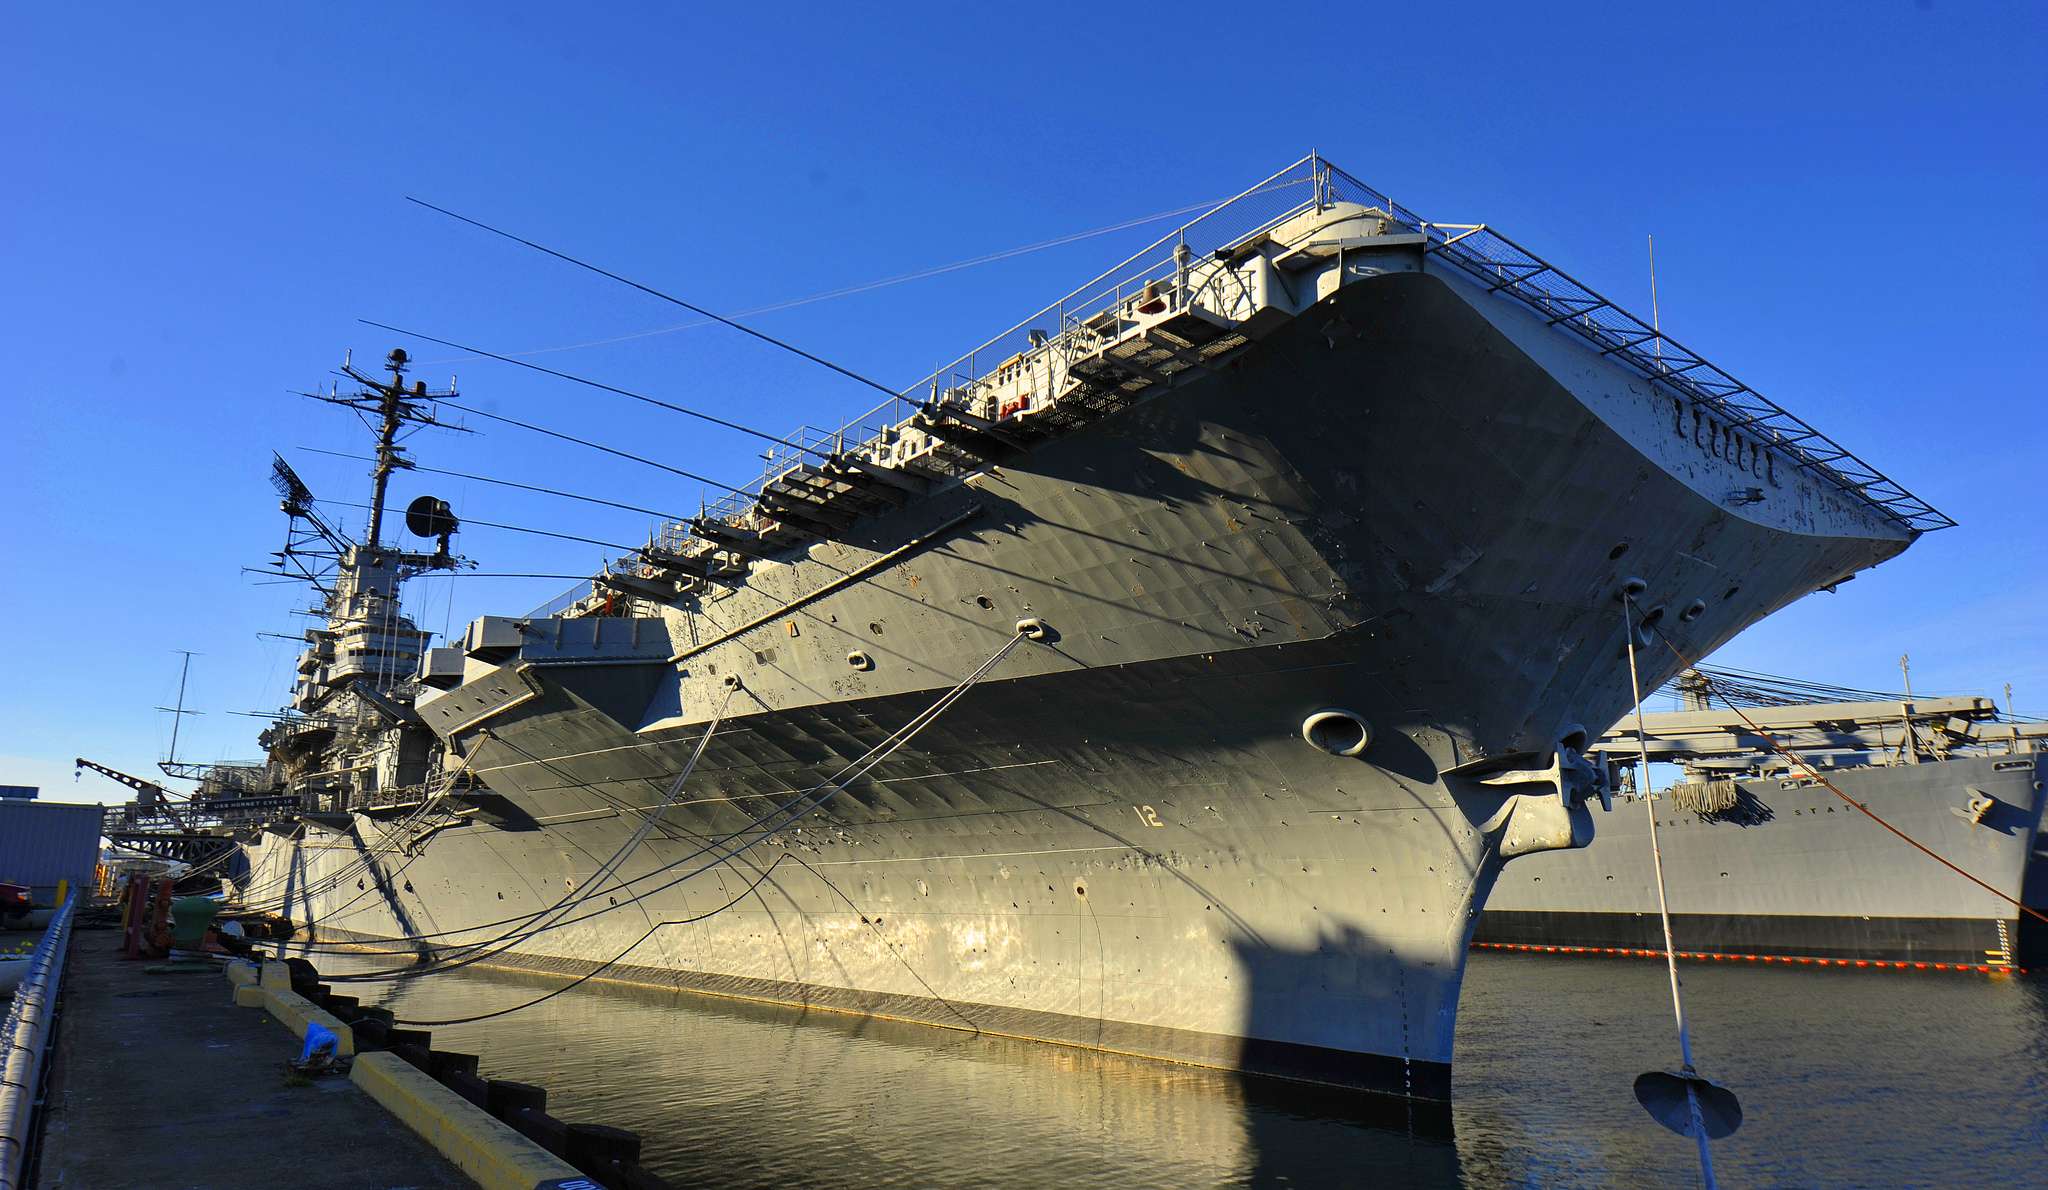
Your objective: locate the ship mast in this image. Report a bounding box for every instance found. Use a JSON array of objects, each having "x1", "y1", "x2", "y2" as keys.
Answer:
[
  {"x1": 253, "y1": 347, "x2": 473, "y2": 814},
  {"x1": 154, "y1": 649, "x2": 201, "y2": 767},
  {"x1": 322, "y1": 347, "x2": 467, "y2": 549}
]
